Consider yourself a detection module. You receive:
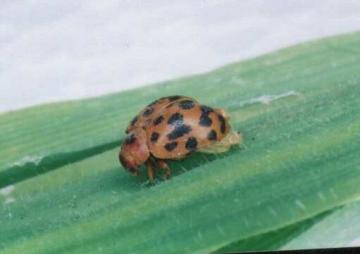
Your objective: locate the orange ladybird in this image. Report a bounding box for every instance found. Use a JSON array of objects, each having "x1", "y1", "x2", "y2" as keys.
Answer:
[{"x1": 119, "y1": 95, "x2": 241, "y2": 181}]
